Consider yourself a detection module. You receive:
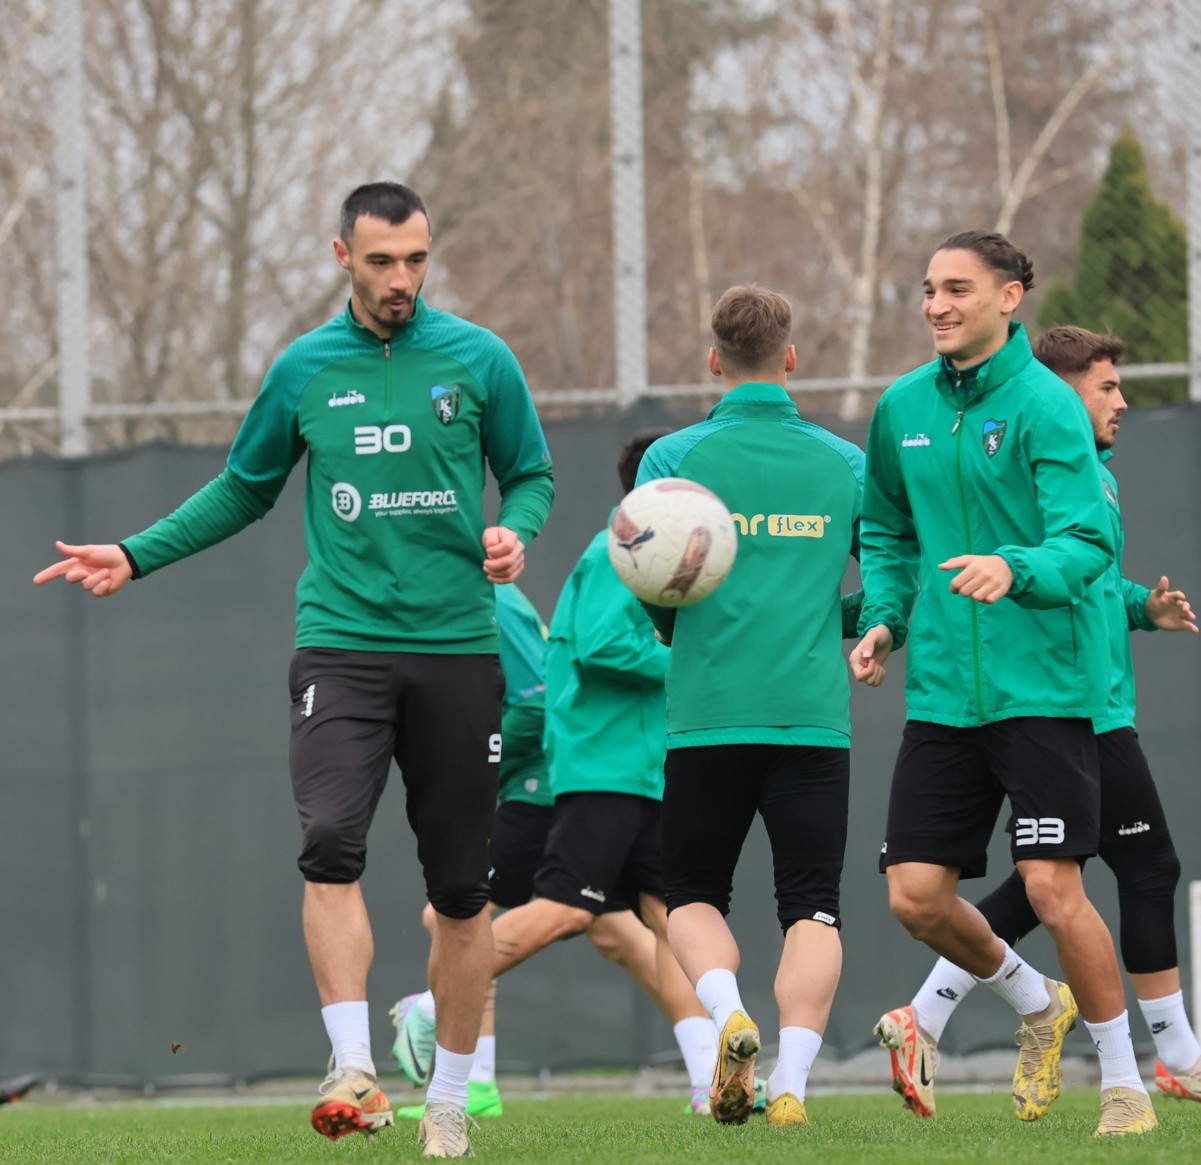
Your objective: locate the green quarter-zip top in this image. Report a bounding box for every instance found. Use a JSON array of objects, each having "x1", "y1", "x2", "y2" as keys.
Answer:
[
  {"x1": 635, "y1": 383, "x2": 865, "y2": 748},
  {"x1": 123, "y1": 298, "x2": 554, "y2": 653},
  {"x1": 858, "y1": 322, "x2": 1116, "y2": 726},
  {"x1": 495, "y1": 583, "x2": 552, "y2": 806}
]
